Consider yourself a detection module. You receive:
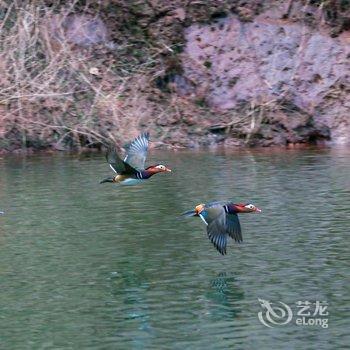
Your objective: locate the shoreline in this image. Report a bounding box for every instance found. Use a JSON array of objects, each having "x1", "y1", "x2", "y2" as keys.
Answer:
[{"x1": 0, "y1": 142, "x2": 347, "y2": 157}]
